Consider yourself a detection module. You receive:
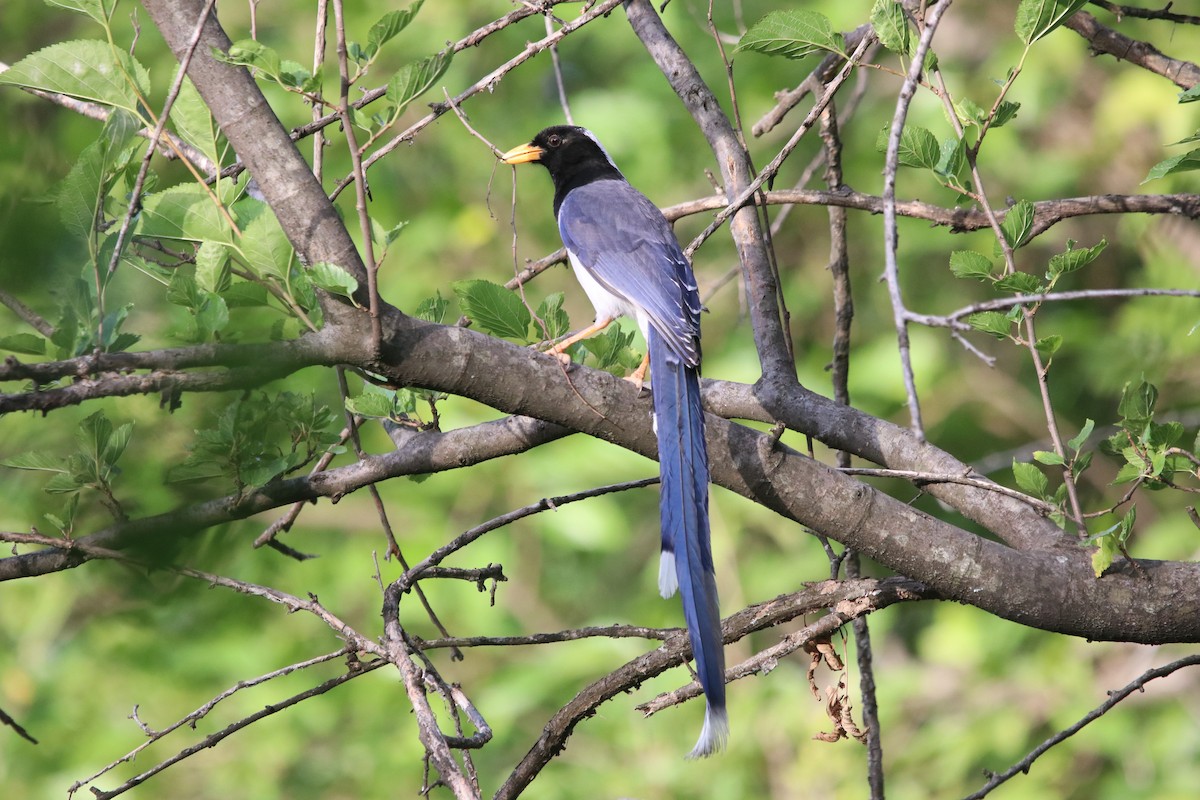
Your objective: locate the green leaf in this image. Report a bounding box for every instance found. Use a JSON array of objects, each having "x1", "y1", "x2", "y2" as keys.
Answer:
[
  {"x1": 953, "y1": 98, "x2": 987, "y2": 127},
  {"x1": 0, "y1": 333, "x2": 48, "y2": 355},
  {"x1": 1015, "y1": 0, "x2": 1088, "y2": 45},
  {"x1": 967, "y1": 311, "x2": 1013, "y2": 339},
  {"x1": 366, "y1": 1, "x2": 424, "y2": 60},
  {"x1": 534, "y1": 292, "x2": 570, "y2": 341},
  {"x1": 1117, "y1": 378, "x2": 1157, "y2": 425},
  {"x1": 1148, "y1": 420, "x2": 1184, "y2": 449},
  {"x1": 1179, "y1": 84, "x2": 1200, "y2": 103},
  {"x1": 736, "y1": 10, "x2": 845, "y2": 60},
  {"x1": 1068, "y1": 418, "x2": 1095, "y2": 452},
  {"x1": 870, "y1": 0, "x2": 910, "y2": 56},
  {"x1": 949, "y1": 250, "x2": 994, "y2": 281},
  {"x1": 414, "y1": 292, "x2": 449, "y2": 324},
  {"x1": 453, "y1": 279, "x2": 532, "y2": 342},
  {"x1": 136, "y1": 184, "x2": 235, "y2": 245},
  {"x1": 236, "y1": 201, "x2": 293, "y2": 280},
  {"x1": 991, "y1": 100, "x2": 1021, "y2": 128},
  {"x1": 386, "y1": 50, "x2": 453, "y2": 116},
  {"x1": 167, "y1": 265, "x2": 203, "y2": 310},
  {"x1": 1013, "y1": 459, "x2": 1050, "y2": 498},
  {"x1": 169, "y1": 78, "x2": 221, "y2": 172},
  {"x1": 1092, "y1": 532, "x2": 1117, "y2": 577},
  {"x1": 195, "y1": 241, "x2": 232, "y2": 294},
  {"x1": 1, "y1": 450, "x2": 69, "y2": 473},
  {"x1": 994, "y1": 271, "x2": 1044, "y2": 294},
  {"x1": 1033, "y1": 450, "x2": 1065, "y2": 466},
  {"x1": 935, "y1": 135, "x2": 966, "y2": 180},
  {"x1": 1117, "y1": 505, "x2": 1137, "y2": 544},
  {"x1": 309, "y1": 262, "x2": 360, "y2": 303},
  {"x1": 876, "y1": 125, "x2": 940, "y2": 169},
  {"x1": 1048, "y1": 238, "x2": 1107, "y2": 278},
  {"x1": 219, "y1": 39, "x2": 282, "y2": 77},
  {"x1": 346, "y1": 383, "x2": 399, "y2": 419},
  {"x1": 579, "y1": 325, "x2": 638, "y2": 374},
  {"x1": 998, "y1": 199, "x2": 1035, "y2": 250},
  {"x1": 1034, "y1": 335, "x2": 1063, "y2": 356},
  {"x1": 45, "y1": 0, "x2": 112, "y2": 25},
  {"x1": 370, "y1": 218, "x2": 408, "y2": 251},
  {"x1": 1111, "y1": 461, "x2": 1144, "y2": 485},
  {"x1": 0, "y1": 40, "x2": 150, "y2": 113},
  {"x1": 1142, "y1": 148, "x2": 1200, "y2": 183}
]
